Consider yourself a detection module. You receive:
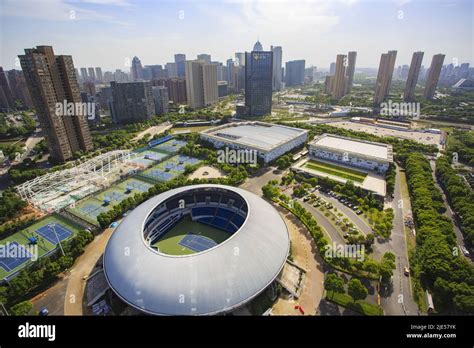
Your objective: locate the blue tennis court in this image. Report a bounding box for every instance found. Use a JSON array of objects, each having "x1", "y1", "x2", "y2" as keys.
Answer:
[
  {"x1": 103, "y1": 191, "x2": 124, "y2": 202},
  {"x1": 125, "y1": 180, "x2": 152, "y2": 193},
  {"x1": 0, "y1": 242, "x2": 33, "y2": 272},
  {"x1": 179, "y1": 233, "x2": 217, "y2": 252},
  {"x1": 36, "y1": 223, "x2": 72, "y2": 245}
]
